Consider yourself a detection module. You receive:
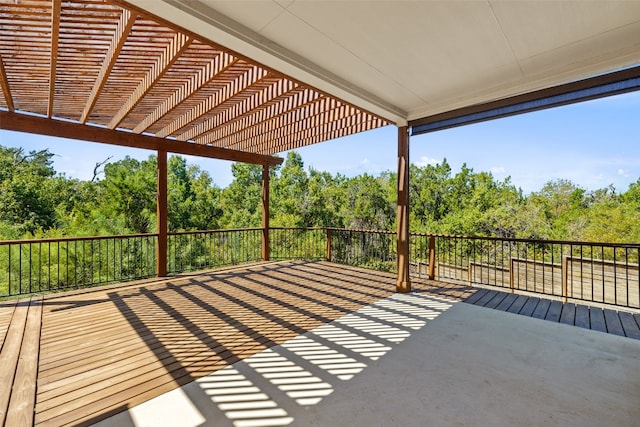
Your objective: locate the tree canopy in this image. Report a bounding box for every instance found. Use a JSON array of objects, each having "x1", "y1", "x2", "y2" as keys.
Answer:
[{"x1": 1, "y1": 144, "x2": 638, "y2": 243}]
